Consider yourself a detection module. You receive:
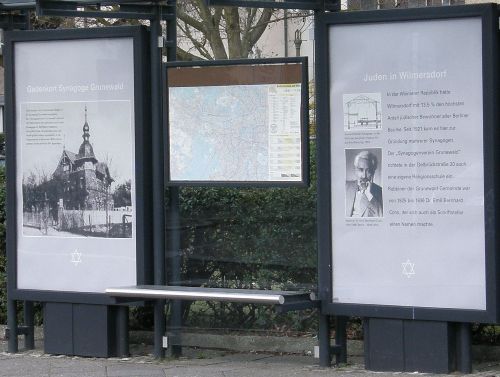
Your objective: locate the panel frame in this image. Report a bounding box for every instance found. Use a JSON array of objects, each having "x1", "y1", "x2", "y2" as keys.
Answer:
[
  {"x1": 315, "y1": 4, "x2": 499, "y2": 323},
  {"x1": 5, "y1": 26, "x2": 152, "y2": 304},
  {"x1": 165, "y1": 57, "x2": 310, "y2": 188}
]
